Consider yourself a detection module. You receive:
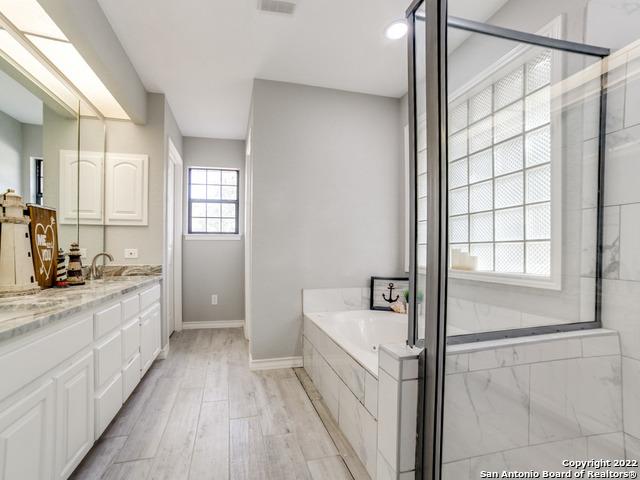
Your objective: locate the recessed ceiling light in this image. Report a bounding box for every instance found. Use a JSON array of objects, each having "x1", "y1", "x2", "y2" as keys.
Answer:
[{"x1": 385, "y1": 20, "x2": 408, "y2": 40}]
